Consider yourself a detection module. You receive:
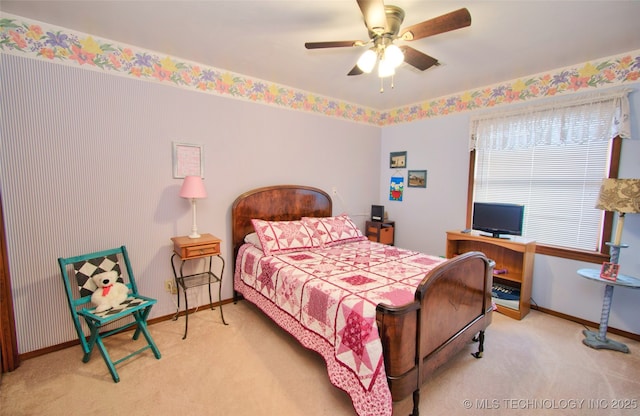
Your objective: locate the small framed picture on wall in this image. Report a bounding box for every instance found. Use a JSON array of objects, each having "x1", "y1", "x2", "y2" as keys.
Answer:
[
  {"x1": 389, "y1": 151, "x2": 407, "y2": 168},
  {"x1": 173, "y1": 142, "x2": 204, "y2": 178},
  {"x1": 408, "y1": 170, "x2": 427, "y2": 188}
]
